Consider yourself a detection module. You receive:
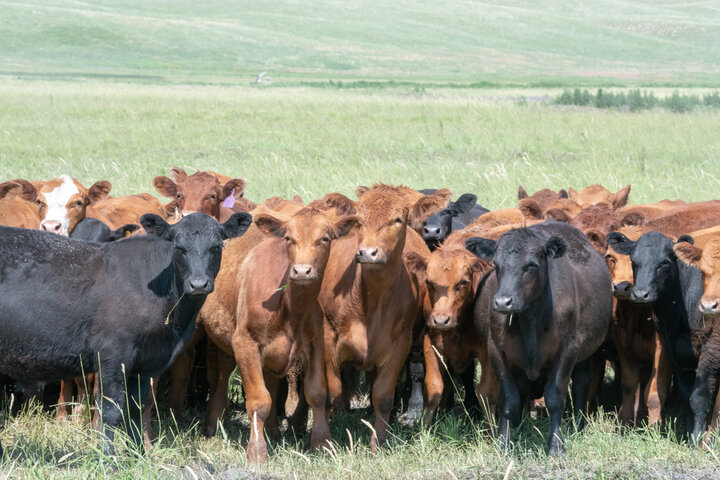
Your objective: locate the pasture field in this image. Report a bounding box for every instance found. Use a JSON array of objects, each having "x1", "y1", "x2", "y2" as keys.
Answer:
[{"x1": 1, "y1": 80, "x2": 720, "y2": 479}]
